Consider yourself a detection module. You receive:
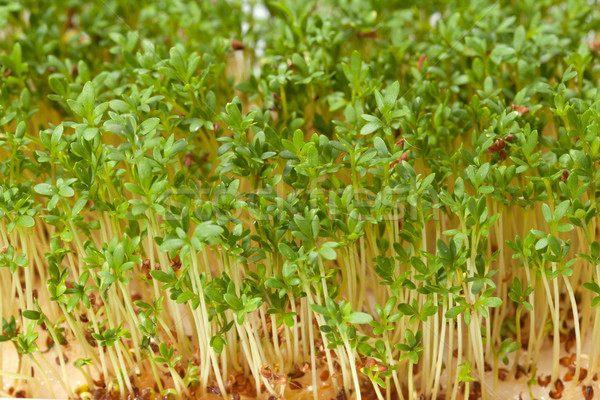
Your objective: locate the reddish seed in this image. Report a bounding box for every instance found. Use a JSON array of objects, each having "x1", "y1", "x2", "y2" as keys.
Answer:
[
  {"x1": 487, "y1": 138, "x2": 507, "y2": 157},
  {"x1": 357, "y1": 30, "x2": 378, "y2": 39},
  {"x1": 320, "y1": 370, "x2": 330, "y2": 381},
  {"x1": 561, "y1": 169, "x2": 569, "y2": 182},
  {"x1": 583, "y1": 385, "x2": 594, "y2": 400},
  {"x1": 389, "y1": 152, "x2": 409, "y2": 170},
  {"x1": 538, "y1": 375, "x2": 551, "y2": 387},
  {"x1": 564, "y1": 368, "x2": 574, "y2": 382},
  {"x1": 565, "y1": 336, "x2": 575, "y2": 352},
  {"x1": 289, "y1": 380, "x2": 303, "y2": 390},
  {"x1": 92, "y1": 374, "x2": 105, "y2": 387},
  {"x1": 231, "y1": 39, "x2": 245, "y2": 50},
  {"x1": 235, "y1": 373, "x2": 246, "y2": 386},
  {"x1": 71, "y1": 65, "x2": 78, "y2": 77},
  {"x1": 169, "y1": 254, "x2": 182, "y2": 271},
  {"x1": 184, "y1": 152, "x2": 195, "y2": 168},
  {"x1": 4, "y1": 69, "x2": 12, "y2": 78},
  {"x1": 515, "y1": 364, "x2": 527, "y2": 379},
  {"x1": 141, "y1": 259, "x2": 152, "y2": 279},
  {"x1": 377, "y1": 364, "x2": 388, "y2": 373},
  {"x1": 66, "y1": 8, "x2": 75, "y2": 29},
  {"x1": 417, "y1": 54, "x2": 426, "y2": 71},
  {"x1": 301, "y1": 362, "x2": 310, "y2": 373},
  {"x1": 588, "y1": 41, "x2": 600, "y2": 52},
  {"x1": 498, "y1": 368, "x2": 509, "y2": 381},
  {"x1": 505, "y1": 134, "x2": 514, "y2": 142},
  {"x1": 559, "y1": 356, "x2": 572, "y2": 367},
  {"x1": 549, "y1": 390, "x2": 562, "y2": 399},
  {"x1": 288, "y1": 365, "x2": 305, "y2": 380},
  {"x1": 511, "y1": 104, "x2": 529, "y2": 114},
  {"x1": 395, "y1": 138, "x2": 406, "y2": 149},
  {"x1": 55, "y1": 354, "x2": 69, "y2": 365},
  {"x1": 261, "y1": 366, "x2": 272, "y2": 379},
  {"x1": 213, "y1": 122, "x2": 220, "y2": 132},
  {"x1": 207, "y1": 385, "x2": 221, "y2": 395}
]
